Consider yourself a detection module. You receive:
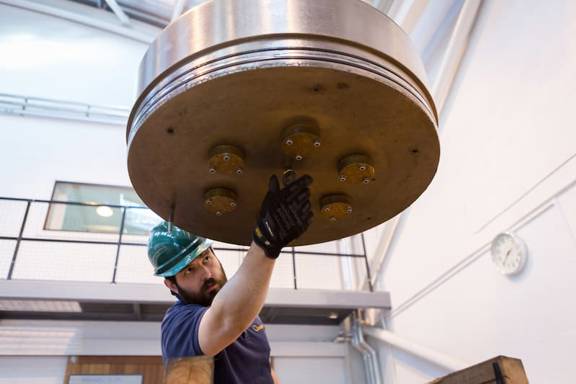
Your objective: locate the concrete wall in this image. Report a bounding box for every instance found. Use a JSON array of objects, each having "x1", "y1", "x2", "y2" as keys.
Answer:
[{"x1": 373, "y1": 0, "x2": 576, "y2": 382}]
